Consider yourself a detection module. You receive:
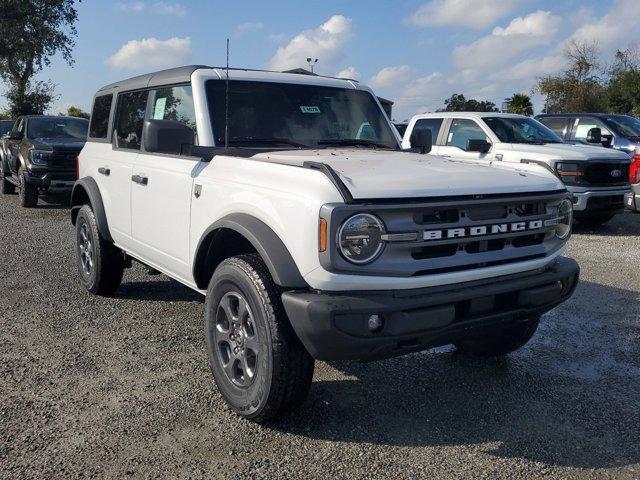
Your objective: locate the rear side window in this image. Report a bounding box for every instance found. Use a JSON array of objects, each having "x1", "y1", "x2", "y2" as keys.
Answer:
[
  {"x1": 151, "y1": 85, "x2": 196, "y2": 133},
  {"x1": 413, "y1": 118, "x2": 443, "y2": 144},
  {"x1": 446, "y1": 119, "x2": 488, "y2": 150},
  {"x1": 114, "y1": 90, "x2": 148, "y2": 150},
  {"x1": 89, "y1": 94, "x2": 113, "y2": 139}
]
